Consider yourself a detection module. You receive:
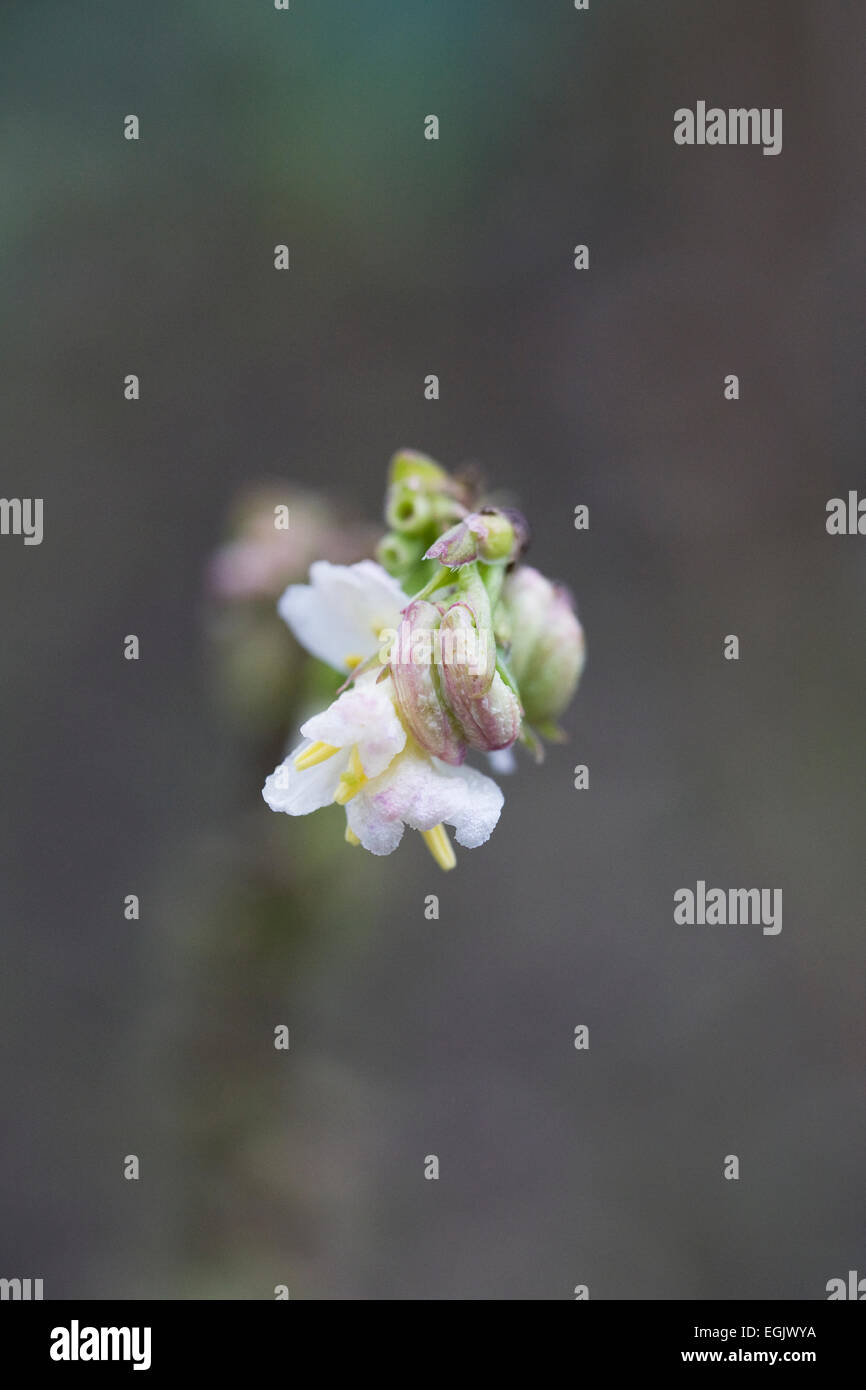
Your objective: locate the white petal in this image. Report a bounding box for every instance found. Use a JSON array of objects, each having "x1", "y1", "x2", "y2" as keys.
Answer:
[
  {"x1": 346, "y1": 747, "x2": 504, "y2": 854},
  {"x1": 262, "y1": 742, "x2": 348, "y2": 815},
  {"x1": 487, "y1": 747, "x2": 517, "y2": 775},
  {"x1": 344, "y1": 800, "x2": 406, "y2": 856},
  {"x1": 301, "y1": 677, "x2": 406, "y2": 778},
  {"x1": 277, "y1": 560, "x2": 408, "y2": 672}
]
